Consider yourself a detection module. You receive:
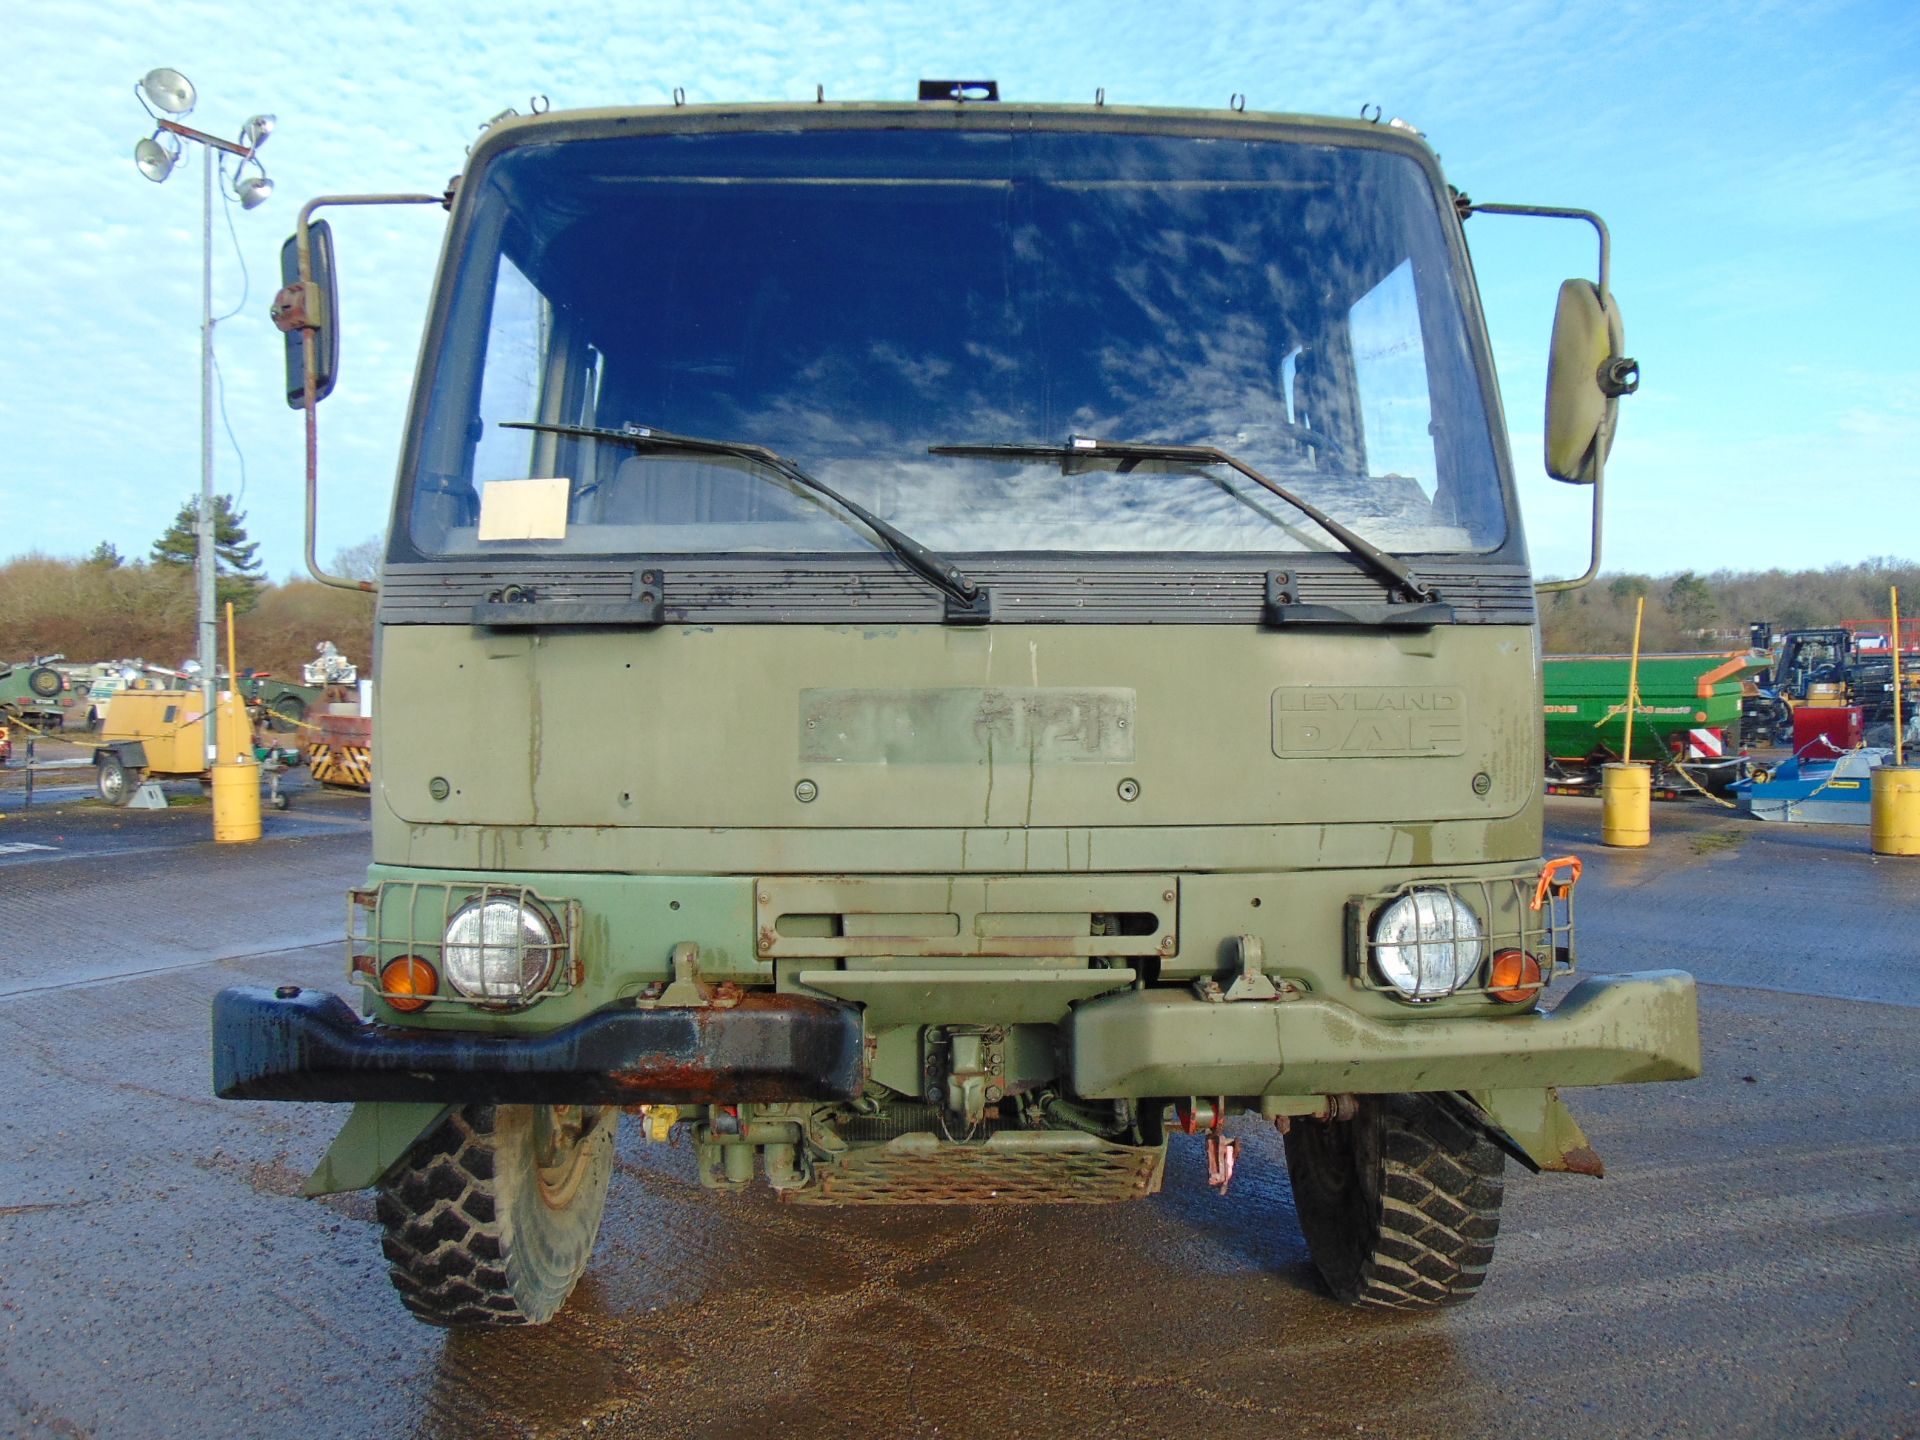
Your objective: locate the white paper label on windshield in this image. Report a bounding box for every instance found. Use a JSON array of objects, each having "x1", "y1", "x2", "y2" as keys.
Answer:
[{"x1": 477, "y1": 478, "x2": 570, "y2": 541}]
